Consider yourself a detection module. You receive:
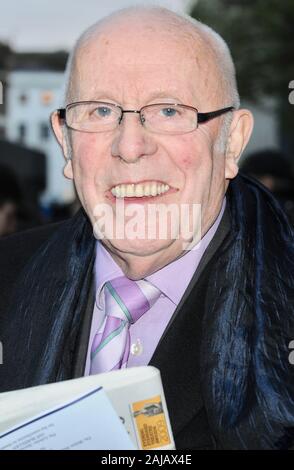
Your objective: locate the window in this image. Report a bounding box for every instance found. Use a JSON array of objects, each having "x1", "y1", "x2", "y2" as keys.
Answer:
[
  {"x1": 41, "y1": 91, "x2": 53, "y2": 105},
  {"x1": 18, "y1": 123, "x2": 26, "y2": 142},
  {"x1": 19, "y1": 94, "x2": 27, "y2": 104},
  {"x1": 40, "y1": 122, "x2": 50, "y2": 140}
]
